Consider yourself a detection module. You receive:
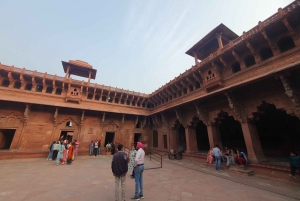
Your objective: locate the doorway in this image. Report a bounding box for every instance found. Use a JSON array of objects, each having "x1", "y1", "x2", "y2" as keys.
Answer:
[
  {"x1": 134, "y1": 133, "x2": 142, "y2": 144},
  {"x1": 59, "y1": 131, "x2": 74, "y2": 142},
  {"x1": 0, "y1": 129, "x2": 16, "y2": 149},
  {"x1": 105, "y1": 132, "x2": 115, "y2": 146}
]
